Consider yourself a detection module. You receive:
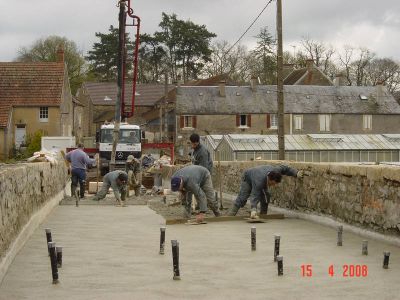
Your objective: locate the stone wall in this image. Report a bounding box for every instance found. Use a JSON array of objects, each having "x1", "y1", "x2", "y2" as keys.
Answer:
[
  {"x1": 0, "y1": 160, "x2": 68, "y2": 259},
  {"x1": 162, "y1": 161, "x2": 400, "y2": 234}
]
